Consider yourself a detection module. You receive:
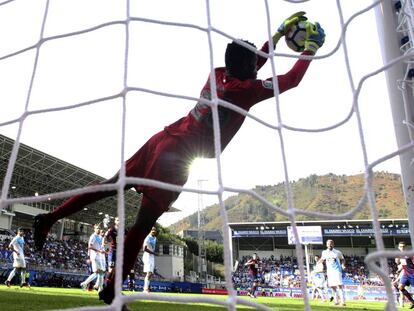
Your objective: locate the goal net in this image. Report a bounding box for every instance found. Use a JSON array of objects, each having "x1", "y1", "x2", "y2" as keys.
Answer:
[{"x1": 1, "y1": 0, "x2": 414, "y2": 310}]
